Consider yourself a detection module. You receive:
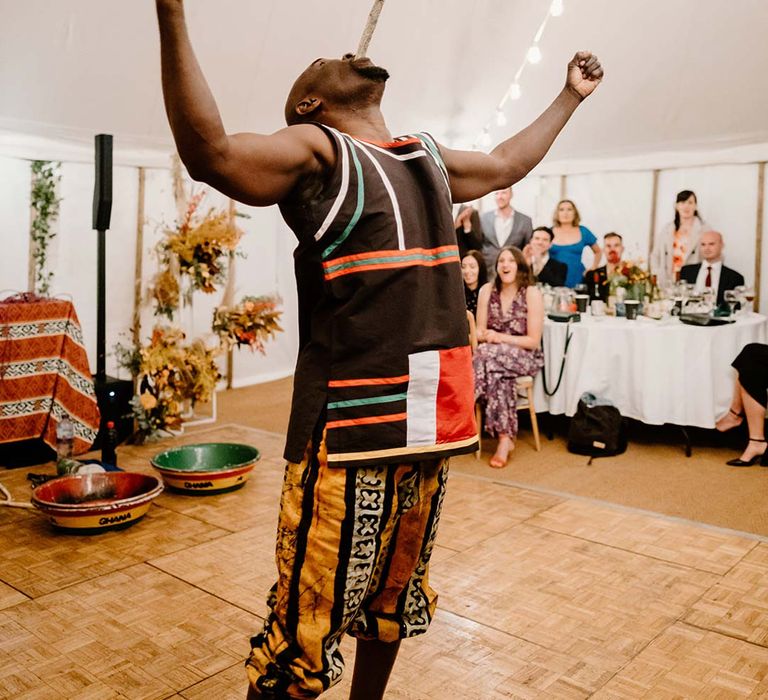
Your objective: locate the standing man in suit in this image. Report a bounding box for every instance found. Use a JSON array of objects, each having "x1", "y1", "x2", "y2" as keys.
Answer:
[
  {"x1": 679, "y1": 231, "x2": 744, "y2": 306},
  {"x1": 525, "y1": 226, "x2": 567, "y2": 286},
  {"x1": 584, "y1": 231, "x2": 624, "y2": 301},
  {"x1": 479, "y1": 186, "x2": 533, "y2": 276}
]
